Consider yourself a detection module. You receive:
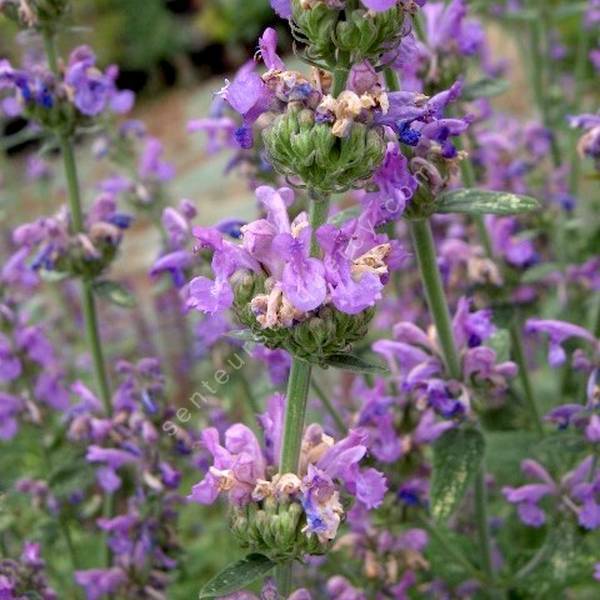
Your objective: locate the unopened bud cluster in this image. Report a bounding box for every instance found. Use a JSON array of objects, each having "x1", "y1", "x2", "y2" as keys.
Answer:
[
  {"x1": 231, "y1": 489, "x2": 332, "y2": 561},
  {"x1": 290, "y1": 0, "x2": 409, "y2": 64}
]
